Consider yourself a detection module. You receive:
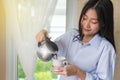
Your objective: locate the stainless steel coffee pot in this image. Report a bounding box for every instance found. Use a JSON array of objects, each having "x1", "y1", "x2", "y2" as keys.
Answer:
[{"x1": 37, "y1": 37, "x2": 58, "y2": 62}]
